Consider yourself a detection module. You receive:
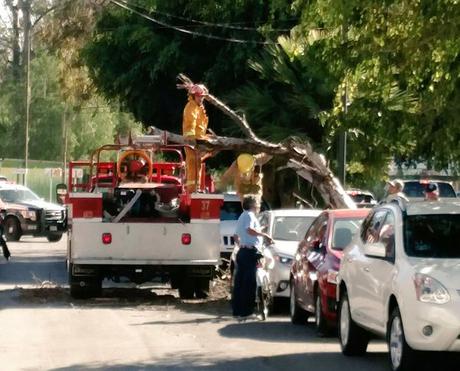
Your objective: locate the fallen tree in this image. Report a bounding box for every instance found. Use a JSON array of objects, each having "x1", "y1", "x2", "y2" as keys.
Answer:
[{"x1": 149, "y1": 74, "x2": 355, "y2": 209}]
